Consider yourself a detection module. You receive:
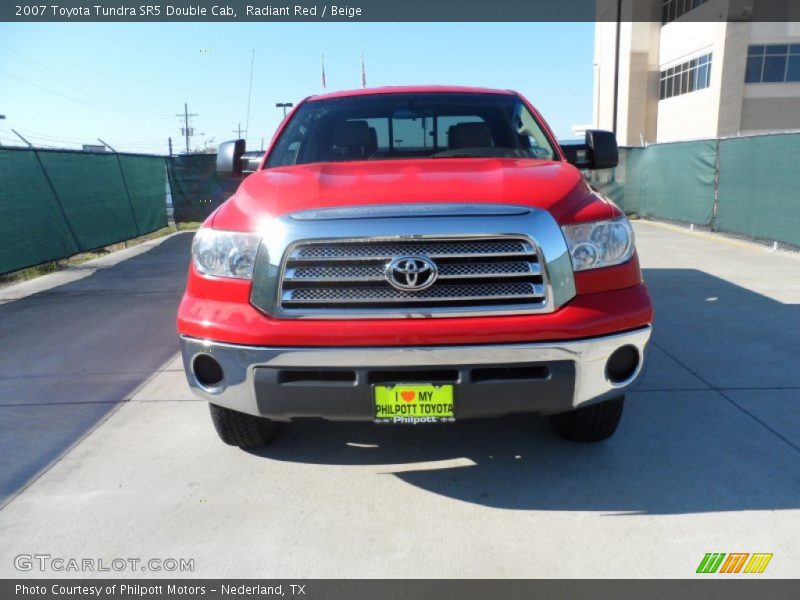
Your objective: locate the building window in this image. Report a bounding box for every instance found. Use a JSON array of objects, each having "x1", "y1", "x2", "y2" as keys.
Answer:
[
  {"x1": 745, "y1": 44, "x2": 800, "y2": 83},
  {"x1": 659, "y1": 53, "x2": 712, "y2": 100},
  {"x1": 662, "y1": 0, "x2": 708, "y2": 25}
]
